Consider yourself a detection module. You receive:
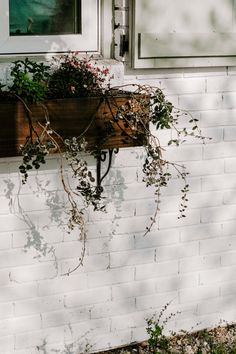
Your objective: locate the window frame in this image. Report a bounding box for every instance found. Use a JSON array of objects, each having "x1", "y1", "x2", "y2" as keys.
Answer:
[{"x1": 0, "y1": 0, "x2": 99, "y2": 55}]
